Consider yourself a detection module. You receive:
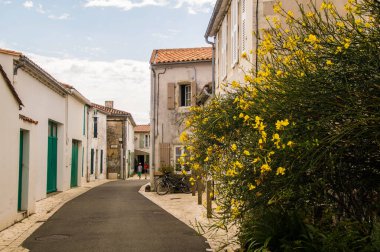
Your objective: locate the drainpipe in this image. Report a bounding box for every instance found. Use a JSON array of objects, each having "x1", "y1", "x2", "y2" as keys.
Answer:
[
  {"x1": 255, "y1": 0, "x2": 259, "y2": 76},
  {"x1": 205, "y1": 36, "x2": 215, "y2": 95},
  {"x1": 86, "y1": 107, "x2": 90, "y2": 182},
  {"x1": 122, "y1": 120, "x2": 126, "y2": 180},
  {"x1": 150, "y1": 68, "x2": 156, "y2": 188}
]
